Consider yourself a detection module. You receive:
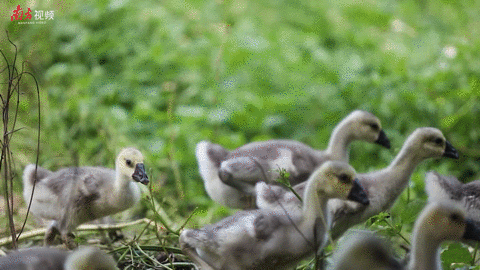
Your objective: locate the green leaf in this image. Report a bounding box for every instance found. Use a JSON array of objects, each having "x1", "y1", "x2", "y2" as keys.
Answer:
[{"x1": 441, "y1": 243, "x2": 473, "y2": 270}]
